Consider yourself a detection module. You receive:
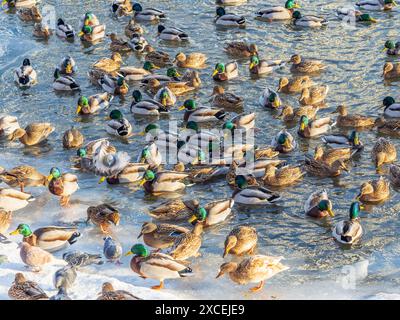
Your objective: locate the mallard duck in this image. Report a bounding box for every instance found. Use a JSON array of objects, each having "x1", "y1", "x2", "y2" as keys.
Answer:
[
  {"x1": 174, "y1": 52, "x2": 207, "y2": 69},
  {"x1": 223, "y1": 112, "x2": 255, "y2": 131},
  {"x1": 356, "y1": 0, "x2": 397, "y2": 11},
  {"x1": 249, "y1": 55, "x2": 285, "y2": 75},
  {"x1": 138, "y1": 222, "x2": 189, "y2": 249},
  {"x1": 223, "y1": 42, "x2": 258, "y2": 58},
  {"x1": 62, "y1": 128, "x2": 83, "y2": 149},
  {"x1": 313, "y1": 145, "x2": 354, "y2": 166},
  {"x1": 78, "y1": 24, "x2": 106, "y2": 43},
  {"x1": 56, "y1": 18, "x2": 75, "y2": 39},
  {"x1": 322, "y1": 131, "x2": 363, "y2": 149},
  {"x1": 357, "y1": 177, "x2": 390, "y2": 203},
  {"x1": 210, "y1": 85, "x2": 244, "y2": 110},
  {"x1": 0, "y1": 165, "x2": 46, "y2": 192},
  {"x1": 140, "y1": 170, "x2": 189, "y2": 194},
  {"x1": 76, "y1": 93, "x2": 113, "y2": 115},
  {"x1": 0, "y1": 188, "x2": 35, "y2": 212},
  {"x1": 143, "y1": 45, "x2": 171, "y2": 68},
  {"x1": 188, "y1": 199, "x2": 234, "y2": 226},
  {"x1": 331, "y1": 105, "x2": 374, "y2": 127},
  {"x1": 271, "y1": 129, "x2": 297, "y2": 153},
  {"x1": 59, "y1": 56, "x2": 77, "y2": 76},
  {"x1": 126, "y1": 244, "x2": 193, "y2": 290},
  {"x1": 371, "y1": 137, "x2": 397, "y2": 168},
  {"x1": 18, "y1": 242, "x2": 58, "y2": 271},
  {"x1": 0, "y1": 210, "x2": 12, "y2": 240},
  {"x1": 125, "y1": 18, "x2": 144, "y2": 38},
  {"x1": 223, "y1": 226, "x2": 257, "y2": 258},
  {"x1": 47, "y1": 167, "x2": 79, "y2": 207},
  {"x1": 108, "y1": 33, "x2": 131, "y2": 53},
  {"x1": 304, "y1": 189, "x2": 334, "y2": 218},
  {"x1": 9, "y1": 123, "x2": 54, "y2": 146},
  {"x1": 111, "y1": 0, "x2": 133, "y2": 17},
  {"x1": 157, "y1": 25, "x2": 189, "y2": 41},
  {"x1": 216, "y1": 255, "x2": 289, "y2": 292},
  {"x1": 99, "y1": 75, "x2": 129, "y2": 95},
  {"x1": 83, "y1": 138, "x2": 117, "y2": 156},
  {"x1": 106, "y1": 110, "x2": 132, "y2": 138},
  {"x1": 382, "y1": 96, "x2": 400, "y2": 117},
  {"x1": 106, "y1": 163, "x2": 149, "y2": 185},
  {"x1": 145, "y1": 78, "x2": 196, "y2": 96},
  {"x1": 292, "y1": 11, "x2": 328, "y2": 27},
  {"x1": 215, "y1": 7, "x2": 246, "y2": 27},
  {"x1": 382, "y1": 62, "x2": 400, "y2": 80},
  {"x1": 92, "y1": 53, "x2": 122, "y2": 74},
  {"x1": 185, "y1": 165, "x2": 230, "y2": 183},
  {"x1": 9, "y1": 224, "x2": 80, "y2": 252},
  {"x1": 262, "y1": 164, "x2": 304, "y2": 187},
  {"x1": 14, "y1": 58, "x2": 37, "y2": 88},
  {"x1": 97, "y1": 282, "x2": 140, "y2": 300},
  {"x1": 233, "y1": 175, "x2": 280, "y2": 205},
  {"x1": 32, "y1": 22, "x2": 52, "y2": 38},
  {"x1": 119, "y1": 62, "x2": 158, "y2": 82},
  {"x1": 212, "y1": 61, "x2": 238, "y2": 81},
  {"x1": 278, "y1": 105, "x2": 318, "y2": 122},
  {"x1": 299, "y1": 85, "x2": 329, "y2": 106},
  {"x1": 389, "y1": 164, "x2": 400, "y2": 187},
  {"x1": 148, "y1": 199, "x2": 199, "y2": 221},
  {"x1": 289, "y1": 54, "x2": 326, "y2": 73},
  {"x1": 0, "y1": 116, "x2": 20, "y2": 141},
  {"x1": 87, "y1": 204, "x2": 120, "y2": 233},
  {"x1": 132, "y1": 3, "x2": 166, "y2": 21},
  {"x1": 277, "y1": 76, "x2": 313, "y2": 94},
  {"x1": 374, "y1": 117, "x2": 400, "y2": 136},
  {"x1": 137, "y1": 143, "x2": 162, "y2": 169},
  {"x1": 53, "y1": 68, "x2": 80, "y2": 91},
  {"x1": 2, "y1": 0, "x2": 37, "y2": 8},
  {"x1": 336, "y1": 8, "x2": 378, "y2": 23},
  {"x1": 8, "y1": 273, "x2": 48, "y2": 300},
  {"x1": 383, "y1": 40, "x2": 400, "y2": 55},
  {"x1": 169, "y1": 223, "x2": 203, "y2": 260},
  {"x1": 130, "y1": 90, "x2": 167, "y2": 115},
  {"x1": 154, "y1": 87, "x2": 177, "y2": 107},
  {"x1": 256, "y1": 0, "x2": 301, "y2": 21},
  {"x1": 17, "y1": 5, "x2": 41, "y2": 22},
  {"x1": 305, "y1": 154, "x2": 348, "y2": 177},
  {"x1": 179, "y1": 99, "x2": 227, "y2": 122},
  {"x1": 298, "y1": 115, "x2": 334, "y2": 138},
  {"x1": 333, "y1": 202, "x2": 364, "y2": 245},
  {"x1": 259, "y1": 87, "x2": 281, "y2": 109},
  {"x1": 181, "y1": 69, "x2": 202, "y2": 88}
]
